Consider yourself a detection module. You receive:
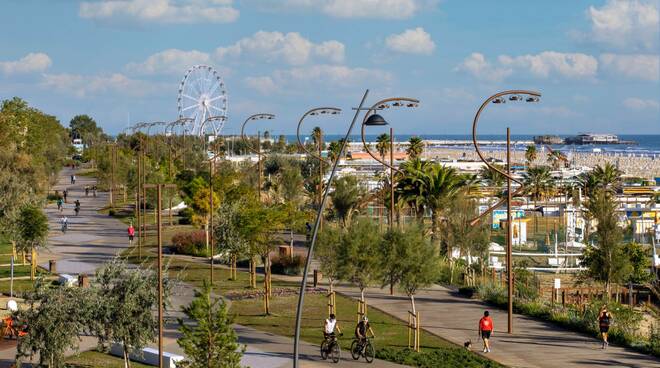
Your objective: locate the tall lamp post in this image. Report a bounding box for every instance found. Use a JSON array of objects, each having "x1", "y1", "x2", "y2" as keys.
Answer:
[
  {"x1": 469, "y1": 90, "x2": 541, "y2": 334},
  {"x1": 360, "y1": 97, "x2": 419, "y2": 229},
  {"x1": 293, "y1": 90, "x2": 370, "y2": 368},
  {"x1": 201, "y1": 115, "x2": 227, "y2": 287},
  {"x1": 240, "y1": 113, "x2": 276, "y2": 200},
  {"x1": 295, "y1": 107, "x2": 342, "y2": 231}
]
